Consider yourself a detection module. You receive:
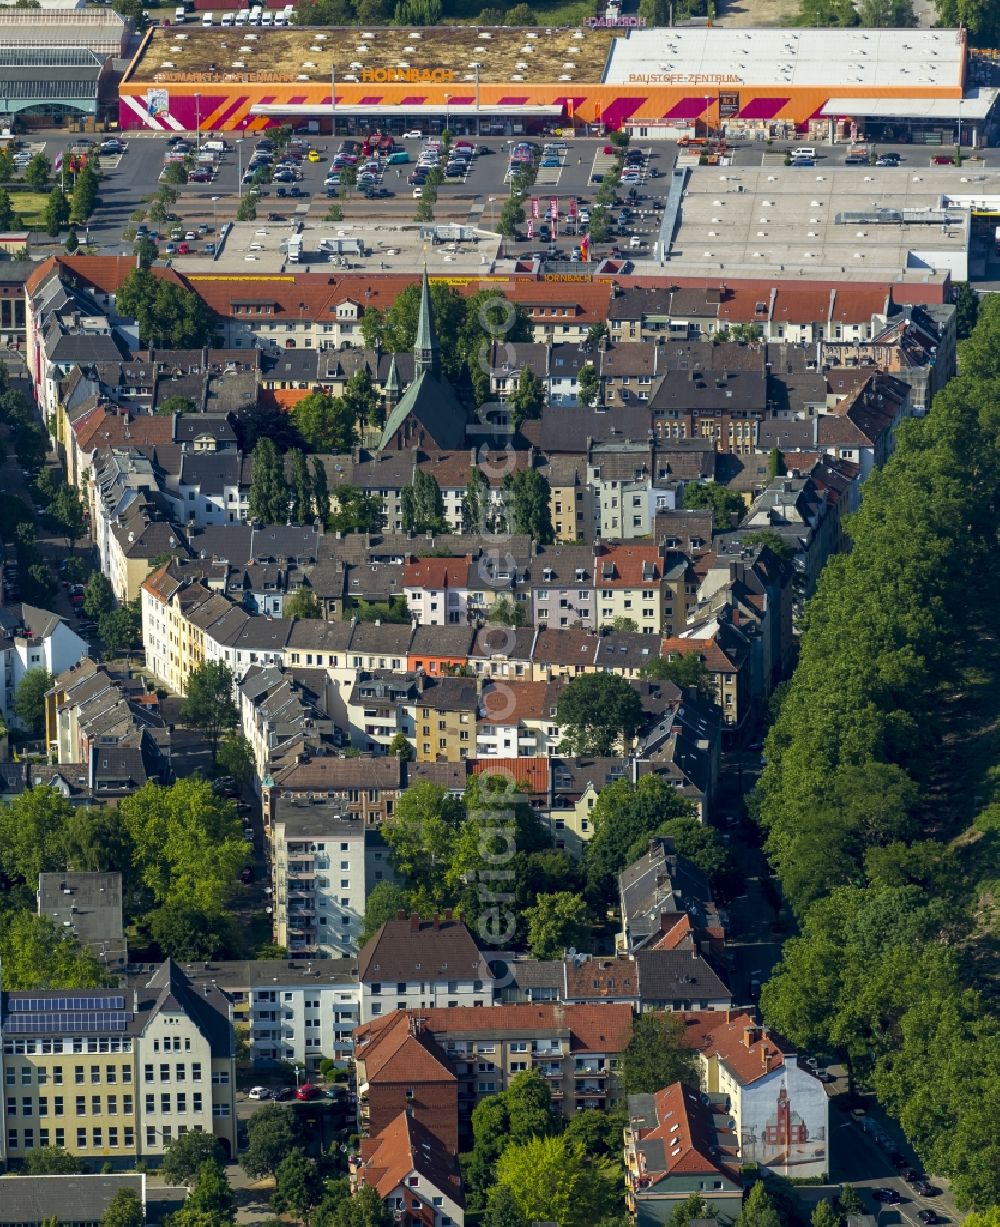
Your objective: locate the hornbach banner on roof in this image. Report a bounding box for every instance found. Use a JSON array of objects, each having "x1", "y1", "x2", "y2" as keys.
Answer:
[{"x1": 361, "y1": 68, "x2": 455, "y2": 83}]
